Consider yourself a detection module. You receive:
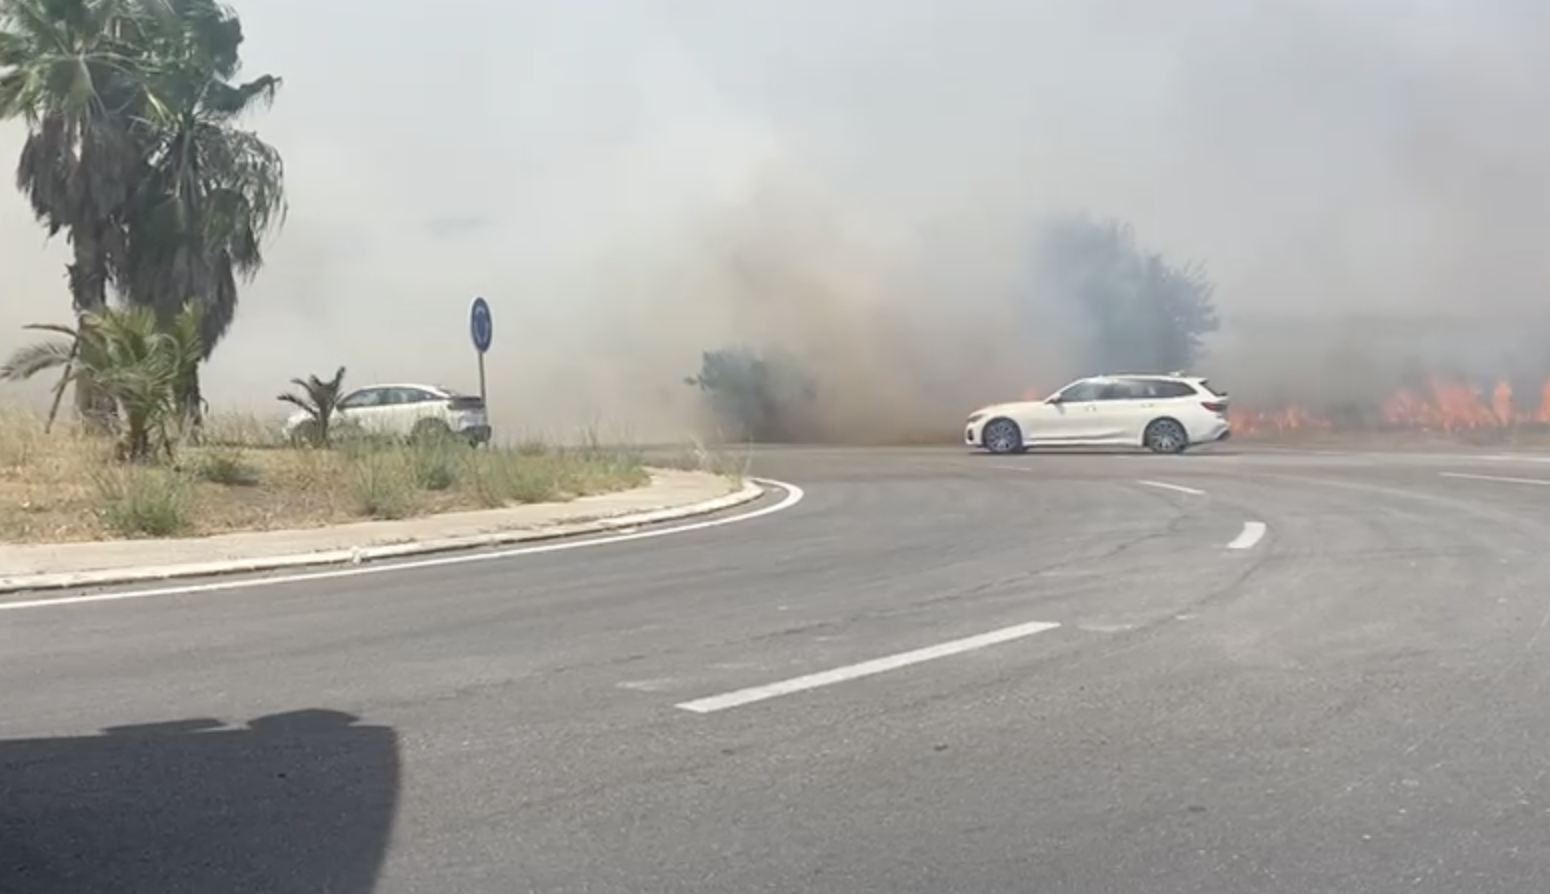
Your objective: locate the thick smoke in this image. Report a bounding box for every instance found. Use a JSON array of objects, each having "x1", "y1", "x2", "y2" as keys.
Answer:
[{"x1": 3, "y1": 0, "x2": 1548, "y2": 440}]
